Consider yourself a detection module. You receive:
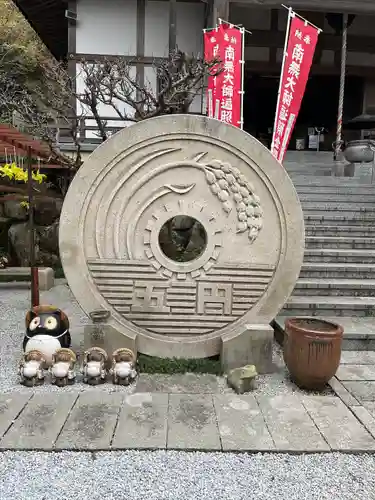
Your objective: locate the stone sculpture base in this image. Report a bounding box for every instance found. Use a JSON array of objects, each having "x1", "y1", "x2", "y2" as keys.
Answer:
[
  {"x1": 221, "y1": 324, "x2": 274, "y2": 374},
  {"x1": 84, "y1": 322, "x2": 273, "y2": 374}
]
